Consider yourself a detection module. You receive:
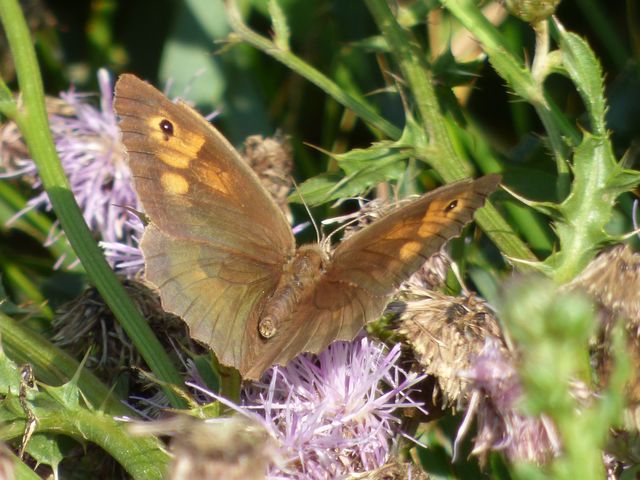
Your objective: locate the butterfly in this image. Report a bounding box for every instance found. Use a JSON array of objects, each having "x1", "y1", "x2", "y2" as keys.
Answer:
[{"x1": 114, "y1": 74, "x2": 500, "y2": 380}]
